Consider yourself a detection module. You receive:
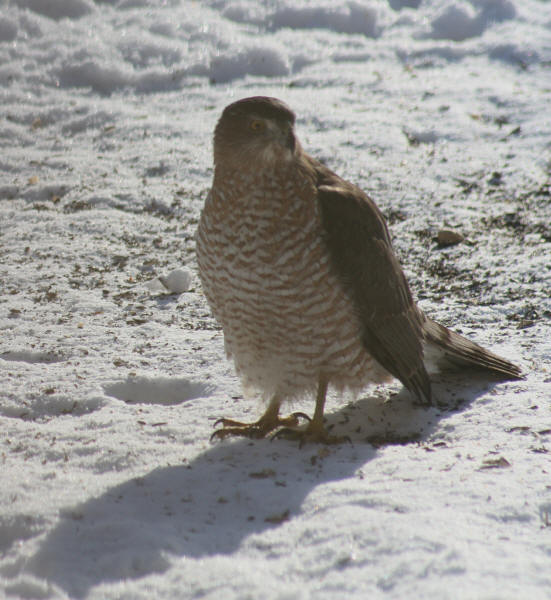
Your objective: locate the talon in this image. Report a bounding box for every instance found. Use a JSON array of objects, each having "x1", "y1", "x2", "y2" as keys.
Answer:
[
  {"x1": 213, "y1": 417, "x2": 249, "y2": 429},
  {"x1": 210, "y1": 426, "x2": 238, "y2": 442},
  {"x1": 211, "y1": 425, "x2": 263, "y2": 442},
  {"x1": 289, "y1": 412, "x2": 311, "y2": 423},
  {"x1": 210, "y1": 429, "x2": 225, "y2": 442},
  {"x1": 209, "y1": 409, "x2": 310, "y2": 442},
  {"x1": 210, "y1": 428, "x2": 226, "y2": 442}
]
